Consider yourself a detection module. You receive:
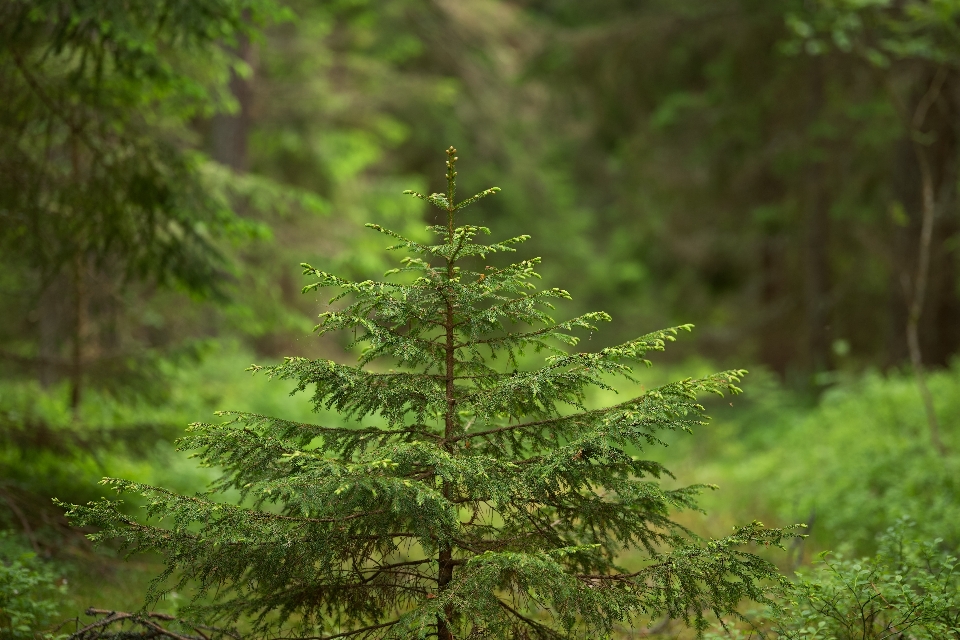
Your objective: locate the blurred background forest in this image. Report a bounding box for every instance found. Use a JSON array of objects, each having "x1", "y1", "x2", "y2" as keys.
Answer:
[{"x1": 1, "y1": 0, "x2": 959, "y2": 637}]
